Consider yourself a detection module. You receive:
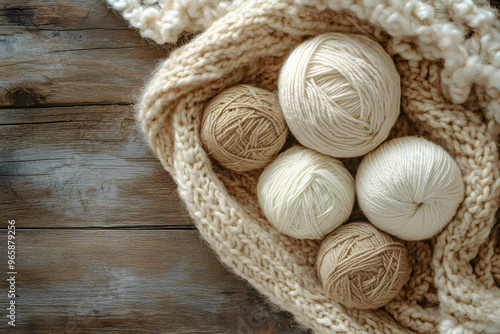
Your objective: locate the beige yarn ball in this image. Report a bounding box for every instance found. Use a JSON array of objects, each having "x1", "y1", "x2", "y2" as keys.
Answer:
[
  {"x1": 356, "y1": 136, "x2": 465, "y2": 241},
  {"x1": 200, "y1": 84, "x2": 288, "y2": 173},
  {"x1": 257, "y1": 146, "x2": 355, "y2": 239},
  {"x1": 278, "y1": 32, "x2": 401, "y2": 158},
  {"x1": 317, "y1": 222, "x2": 411, "y2": 309}
]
